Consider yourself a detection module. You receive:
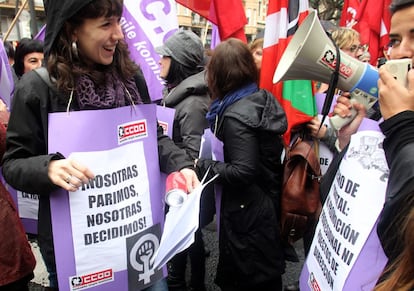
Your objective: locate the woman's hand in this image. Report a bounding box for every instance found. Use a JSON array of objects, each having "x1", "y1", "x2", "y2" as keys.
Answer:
[
  {"x1": 307, "y1": 116, "x2": 327, "y2": 139},
  {"x1": 48, "y1": 158, "x2": 95, "y2": 192},
  {"x1": 179, "y1": 168, "x2": 200, "y2": 193}
]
